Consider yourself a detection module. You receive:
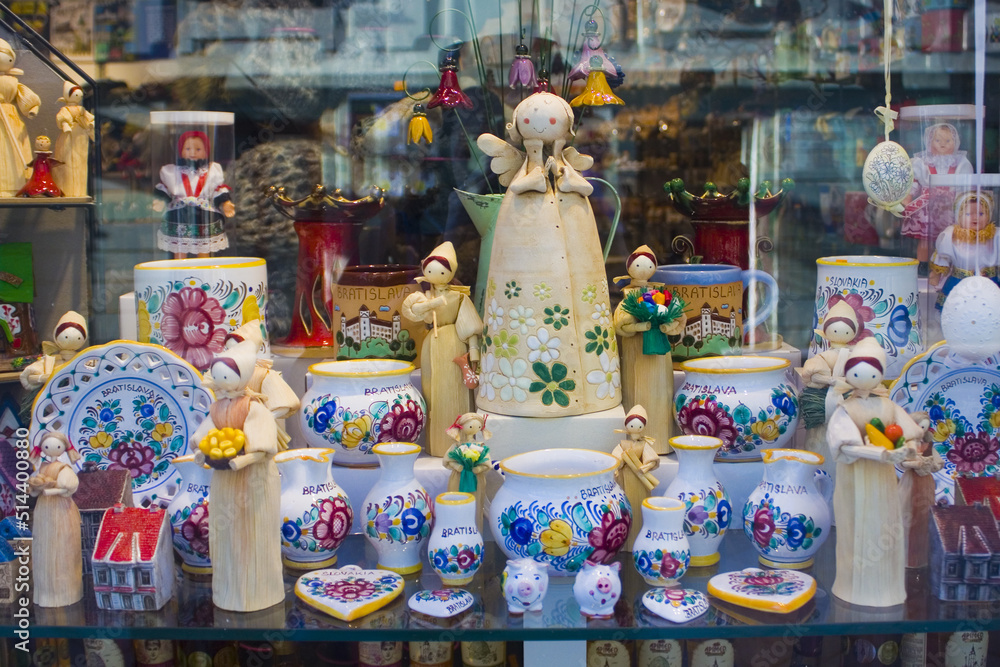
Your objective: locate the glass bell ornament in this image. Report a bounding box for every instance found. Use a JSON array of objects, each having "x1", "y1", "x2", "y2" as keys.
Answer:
[
  {"x1": 508, "y1": 43, "x2": 537, "y2": 89},
  {"x1": 427, "y1": 55, "x2": 473, "y2": 110},
  {"x1": 862, "y1": 140, "x2": 914, "y2": 216},
  {"x1": 534, "y1": 68, "x2": 551, "y2": 93},
  {"x1": 407, "y1": 104, "x2": 433, "y2": 145},
  {"x1": 568, "y1": 19, "x2": 619, "y2": 82},
  {"x1": 570, "y1": 56, "x2": 625, "y2": 107}
]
